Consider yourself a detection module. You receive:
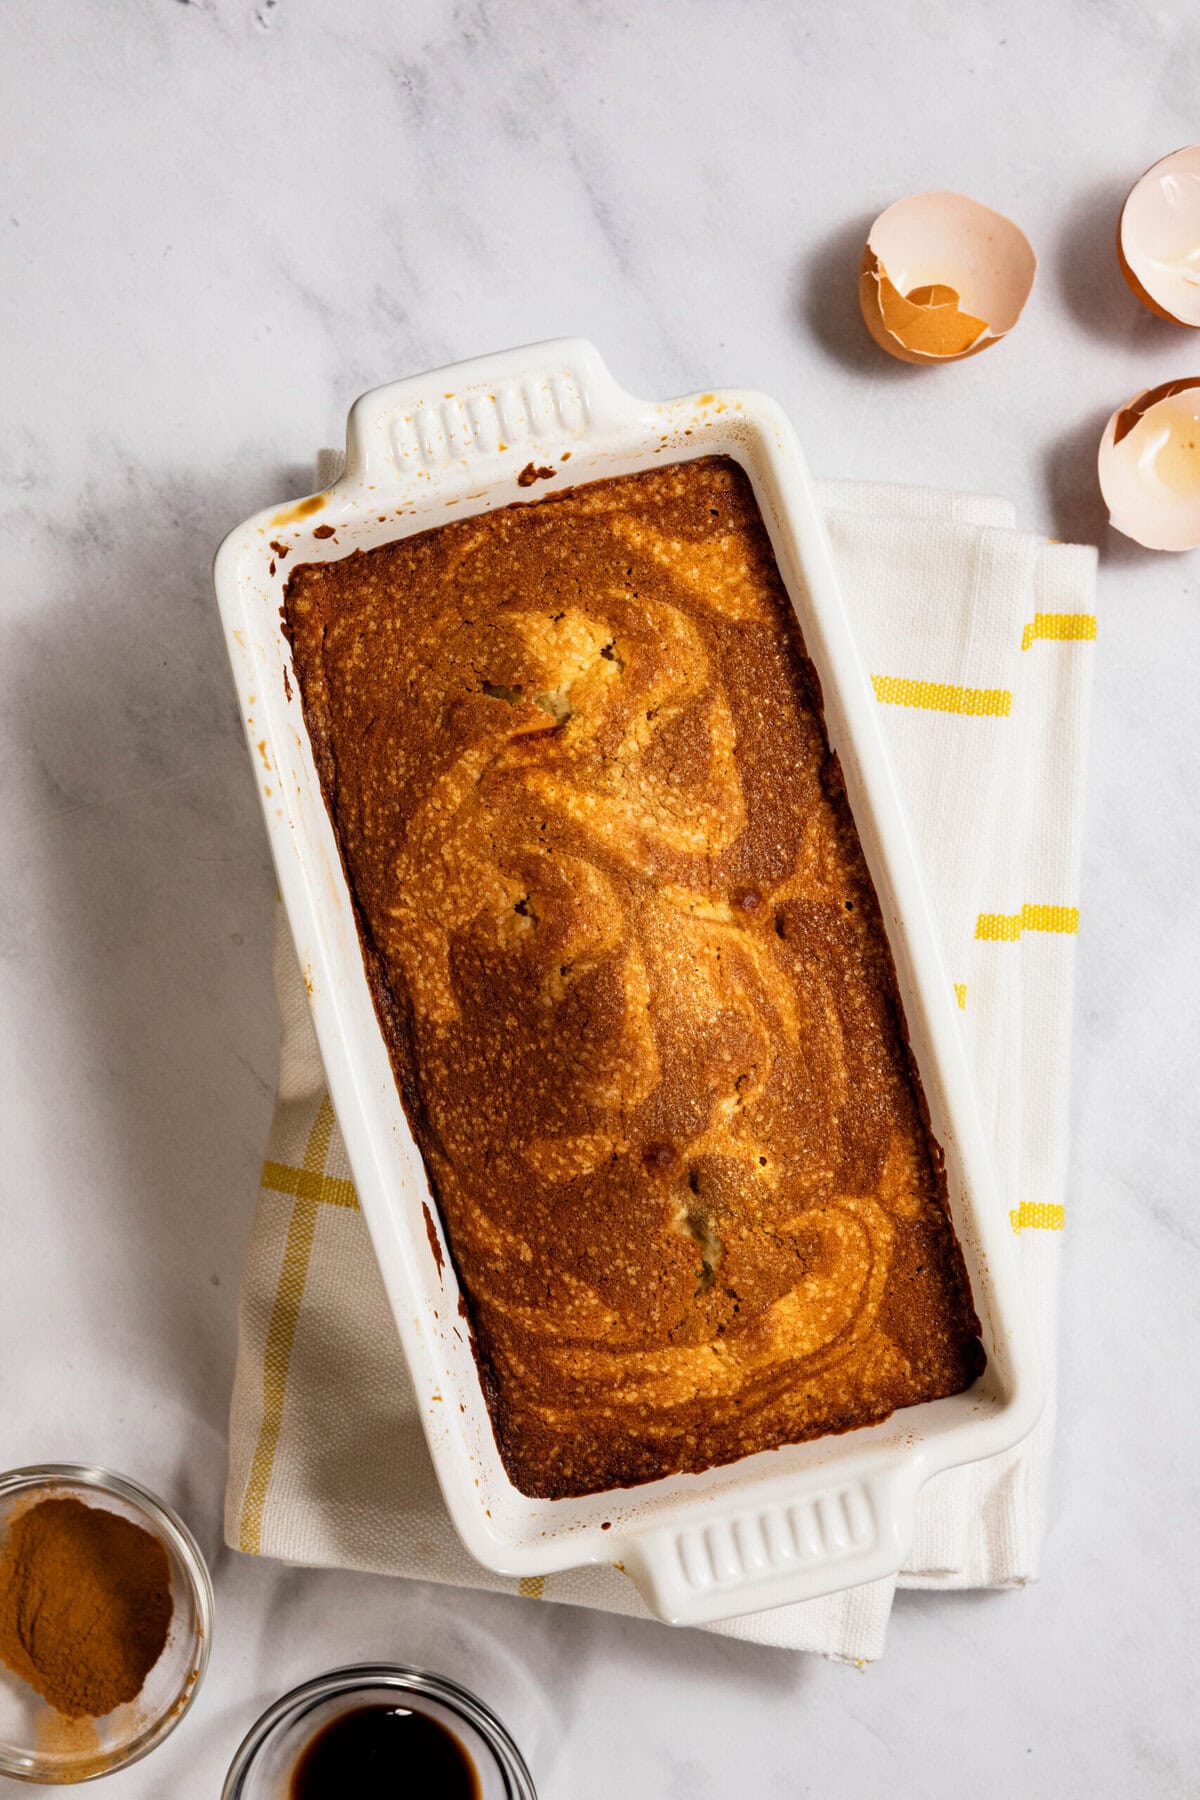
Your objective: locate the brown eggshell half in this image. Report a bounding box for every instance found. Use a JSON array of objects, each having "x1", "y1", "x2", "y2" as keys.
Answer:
[
  {"x1": 1098, "y1": 377, "x2": 1200, "y2": 550},
  {"x1": 1118, "y1": 147, "x2": 1200, "y2": 327},
  {"x1": 859, "y1": 191, "x2": 1036, "y2": 365}
]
